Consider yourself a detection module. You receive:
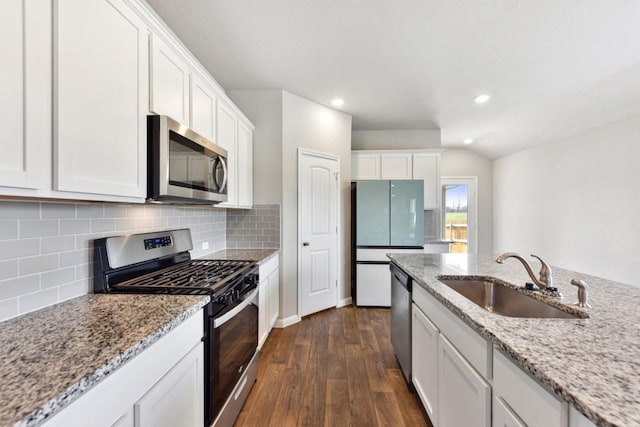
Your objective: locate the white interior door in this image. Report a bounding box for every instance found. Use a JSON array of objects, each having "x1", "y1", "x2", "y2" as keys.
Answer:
[{"x1": 298, "y1": 149, "x2": 339, "y2": 317}]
